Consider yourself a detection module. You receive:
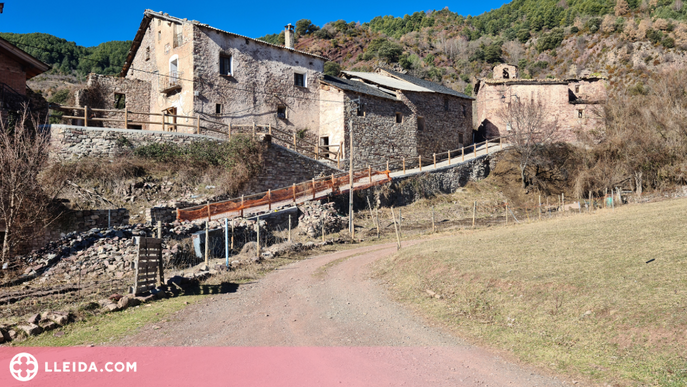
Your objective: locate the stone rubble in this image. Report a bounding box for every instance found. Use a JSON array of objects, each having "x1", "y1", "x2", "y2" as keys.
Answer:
[{"x1": 297, "y1": 202, "x2": 346, "y2": 238}]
